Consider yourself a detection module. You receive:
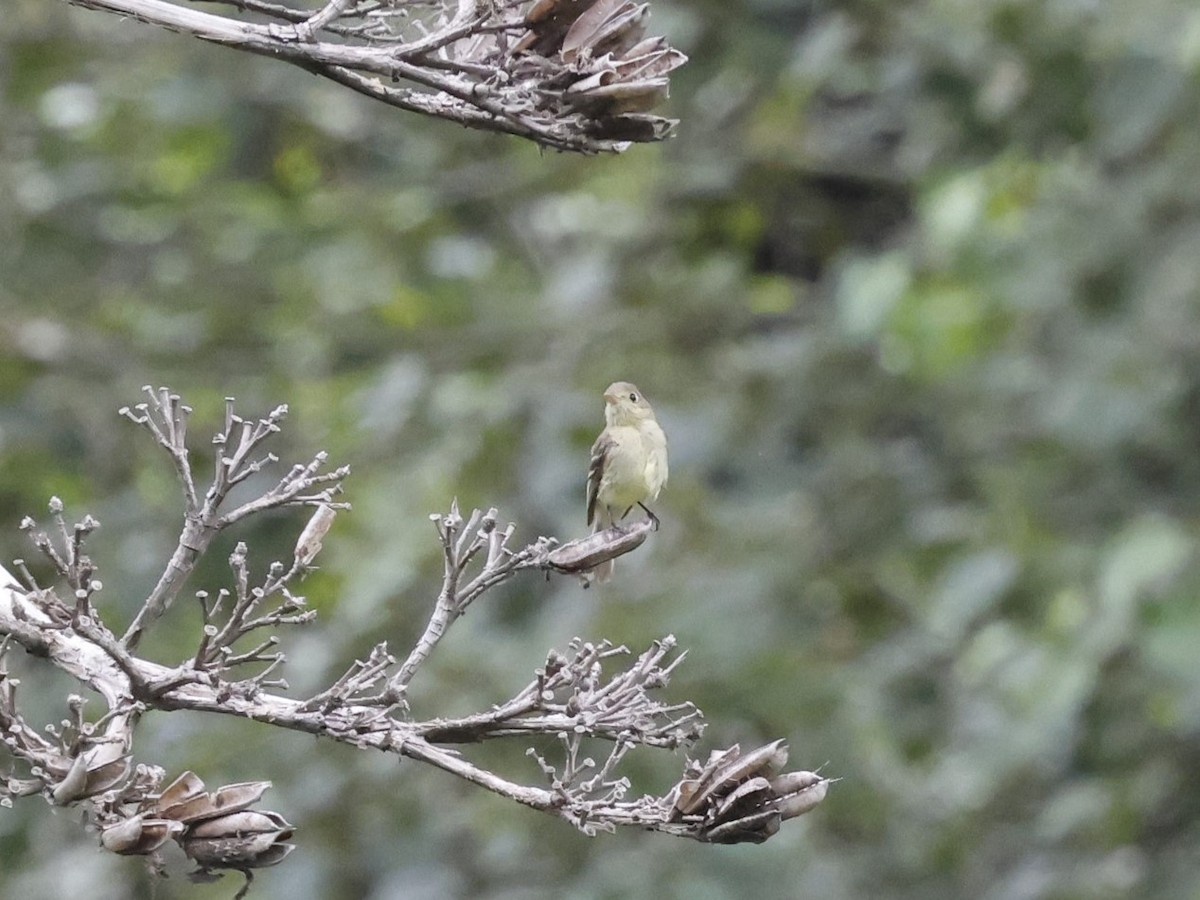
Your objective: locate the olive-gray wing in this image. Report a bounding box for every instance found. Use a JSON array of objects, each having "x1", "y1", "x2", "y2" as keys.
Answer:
[{"x1": 586, "y1": 431, "x2": 614, "y2": 527}]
